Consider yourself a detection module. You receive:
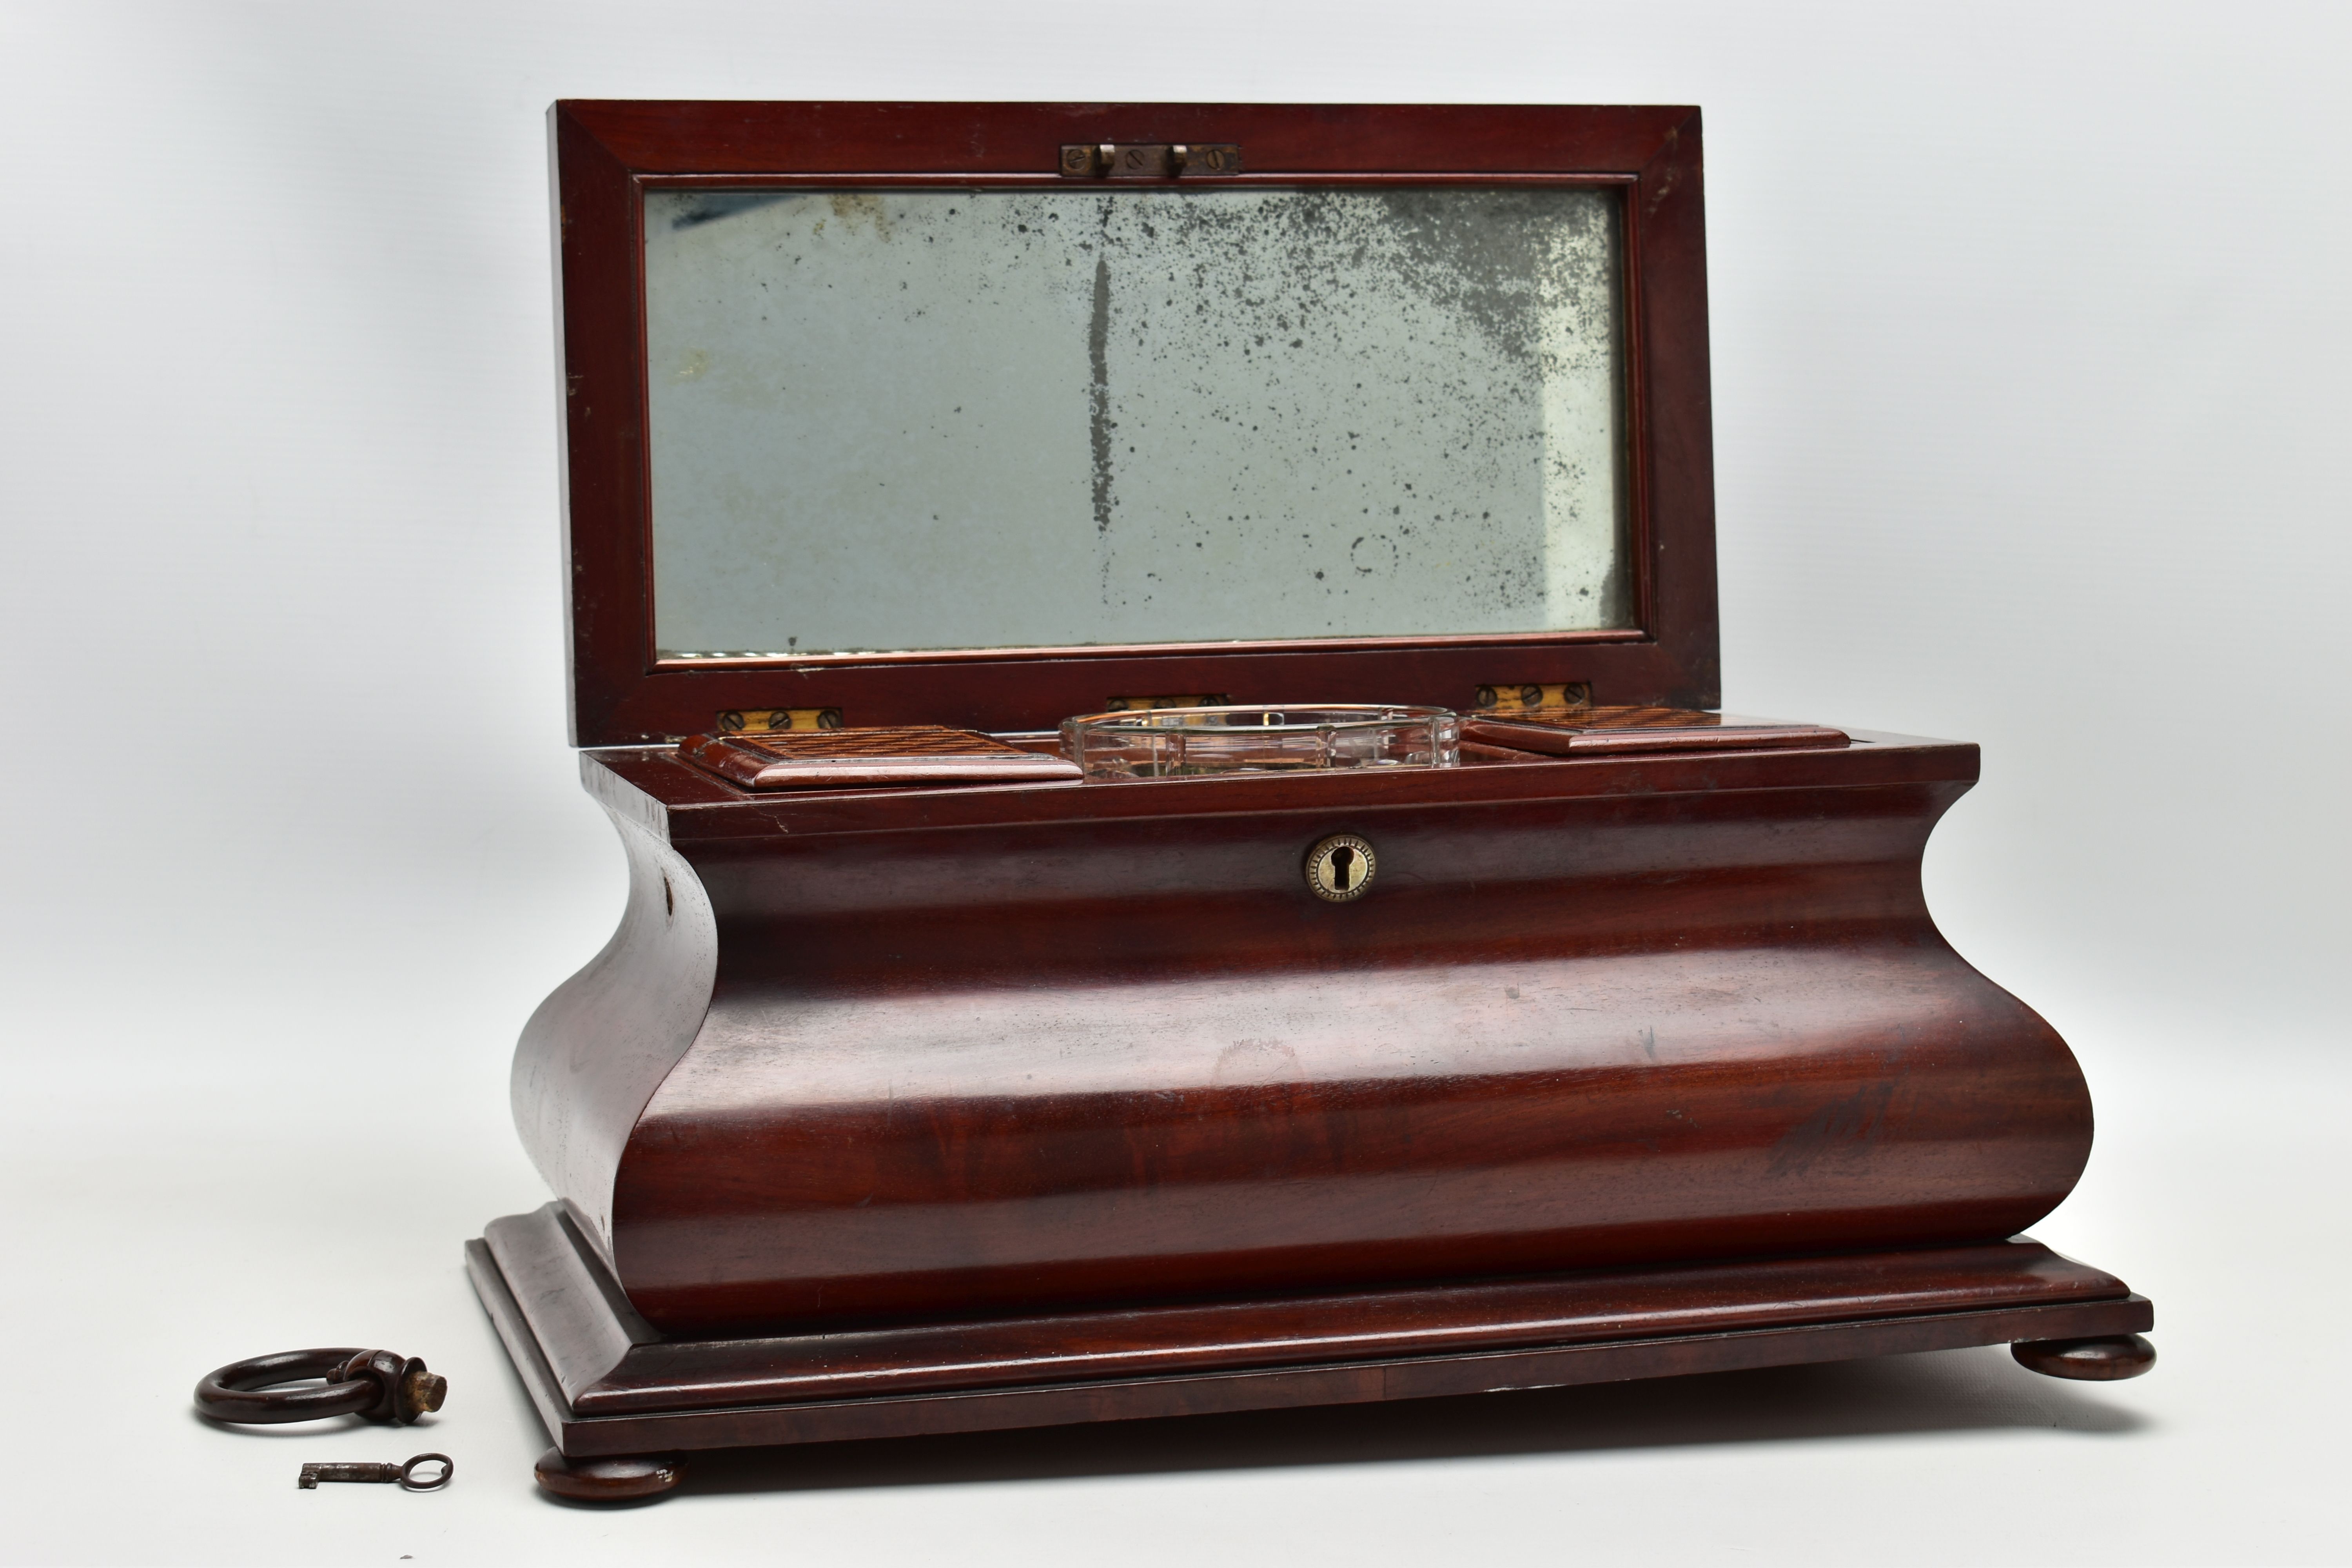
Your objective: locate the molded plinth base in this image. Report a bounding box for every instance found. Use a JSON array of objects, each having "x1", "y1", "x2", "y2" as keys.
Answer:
[{"x1": 469, "y1": 1207, "x2": 2153, "y2": 1500}]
